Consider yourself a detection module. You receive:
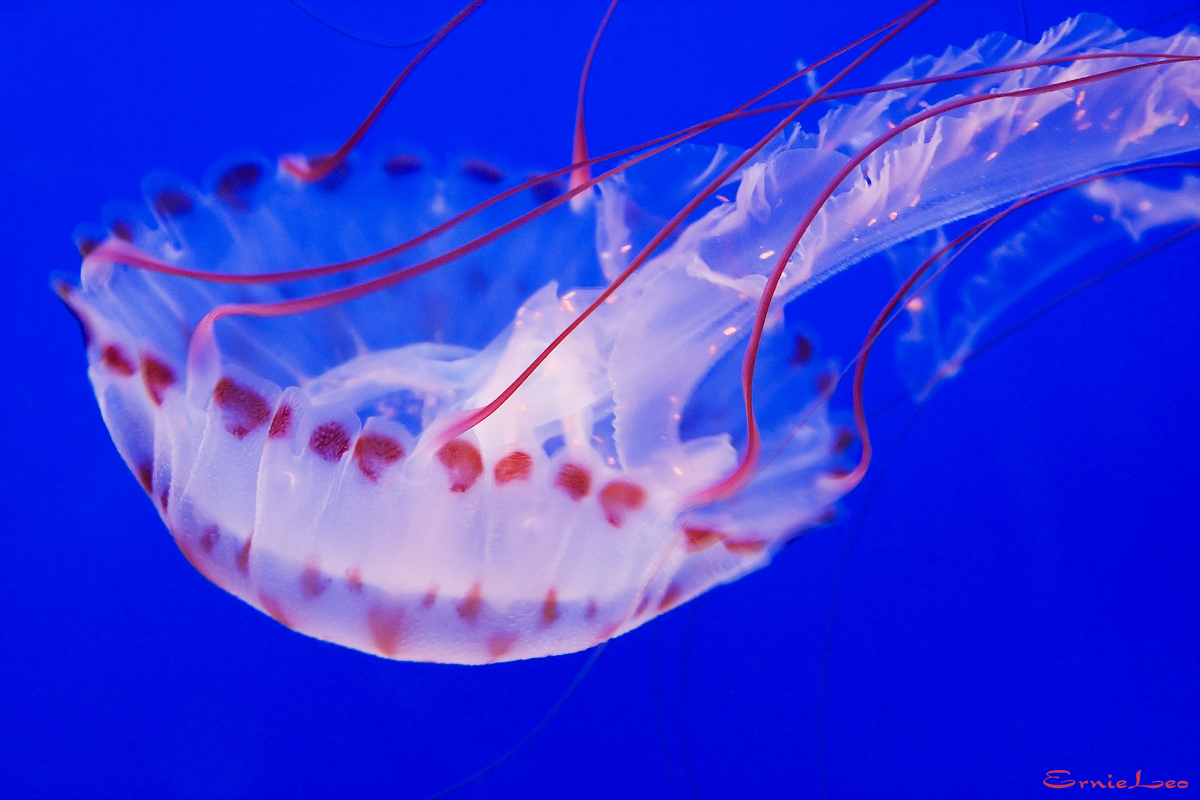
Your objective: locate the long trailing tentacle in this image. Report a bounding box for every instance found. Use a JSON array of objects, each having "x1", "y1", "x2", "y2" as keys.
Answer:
[
  {"x1": 89, "y1": 0, "x2": 962, "y2": 287},
  {"x1": 749, "y1": 161, "x2": 1200, "y2": 486},
  {"x1": 95, "y1": 49, "x2": 1168, "y2": 283},
  {"x1": 175, "y1": 3, "x2": 944, "y2": 392},
  {"x1": 280, "y1": 0, "x2": 488, "y2": 183},
  {"x1": 84, "y1": 3, "x2": 1199, "y2": 514},
  {"x1": 427, "y1": 0, "x2": 943, "y2": 447},
  {"x1": 570, "y1": 0, "x2": 620, "y2": 193}
]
